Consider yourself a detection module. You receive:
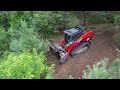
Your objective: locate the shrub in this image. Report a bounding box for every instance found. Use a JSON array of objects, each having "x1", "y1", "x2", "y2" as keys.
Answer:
[
  {"x1": 66, "y1": 75, "x2": 74, "y2": 79},
  {"x1": 0, "y1": 11, "x2": 10, "y2": 30},
  {"x1": 88, "y1": 11, "x2": 114, "y2": 24},
  {"x1": 9, "y1": 20, "x2": 49, "y2": 53},
  {"x1": 109, "y1": 58, "x2": 120, "y2": 79},
  {"x1": 0, "y1": 48, "x2": 55, "y2": 79},
  {"x1": 8, "y1": 11, "x2": 79, "y2": 53},
  {"x1": 1, "y1": 11, "x2": 80, "y2": 38},
  {"x1": 0, "y1": 27, "x2": 10, "y2": 55},
  {"x1": 82, "y1": 58, "x2": 120, "y2": 79},
  {"x1": 82, "y1": 58, "x2": 109, "y2": 79},
  {"x1": 32, "y1": 11, "x2": 71, "y2": 38},
  {"x1": 113, "y1": 11, "x2": 120, "y2": 25},
  {"x1": 112, "y1": 32, "x2": 120, "y2": 47},
  {"x1": 67, "y1": 14, "x2": 80, "y2": 28},
  {"x1": 8, "y1": 11, "x2": 81, "y2": 53}
]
